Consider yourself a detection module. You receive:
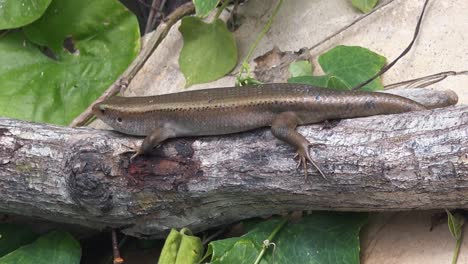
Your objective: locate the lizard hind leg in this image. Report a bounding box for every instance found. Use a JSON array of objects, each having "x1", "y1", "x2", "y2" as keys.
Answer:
[{"x1": 271, "y1": 112, "x2": 327, "y2": 180}]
